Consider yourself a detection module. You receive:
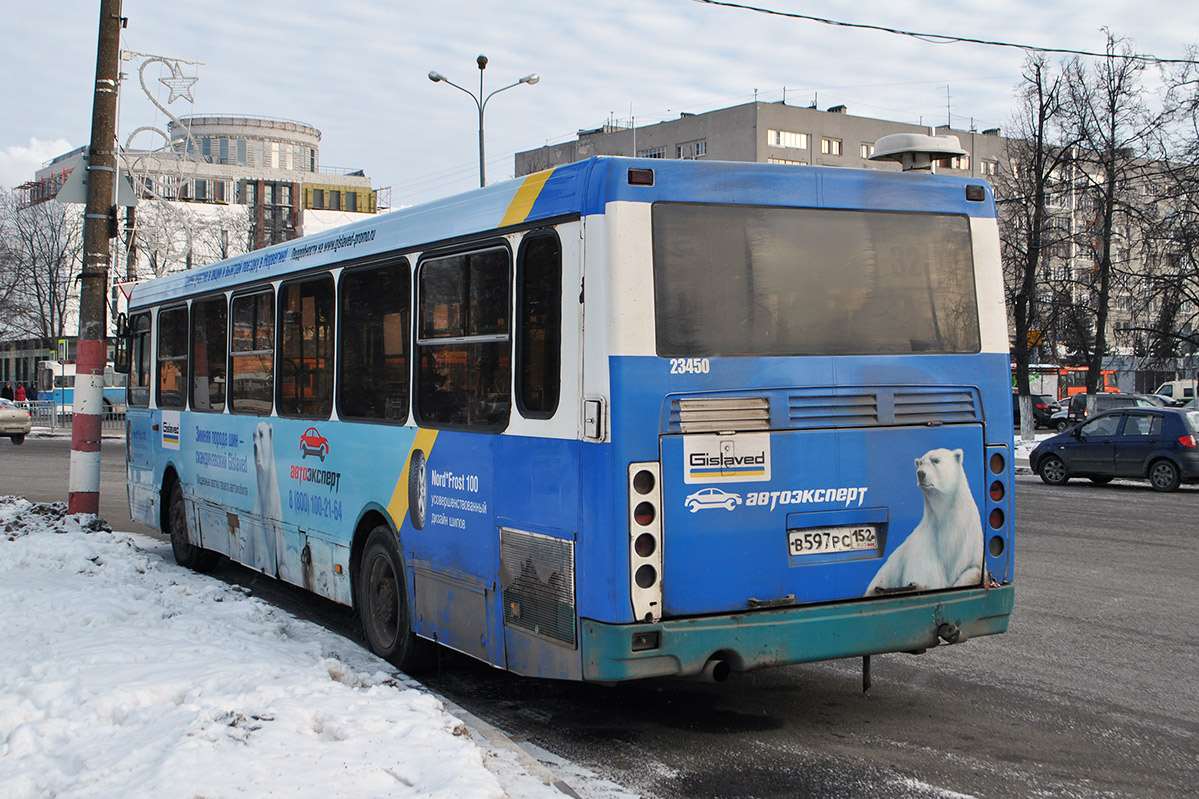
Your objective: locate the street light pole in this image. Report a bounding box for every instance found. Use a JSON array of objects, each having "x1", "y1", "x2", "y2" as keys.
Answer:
[{"x1": 429, "y1": 55, "x2": 539, "y2": 187}]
